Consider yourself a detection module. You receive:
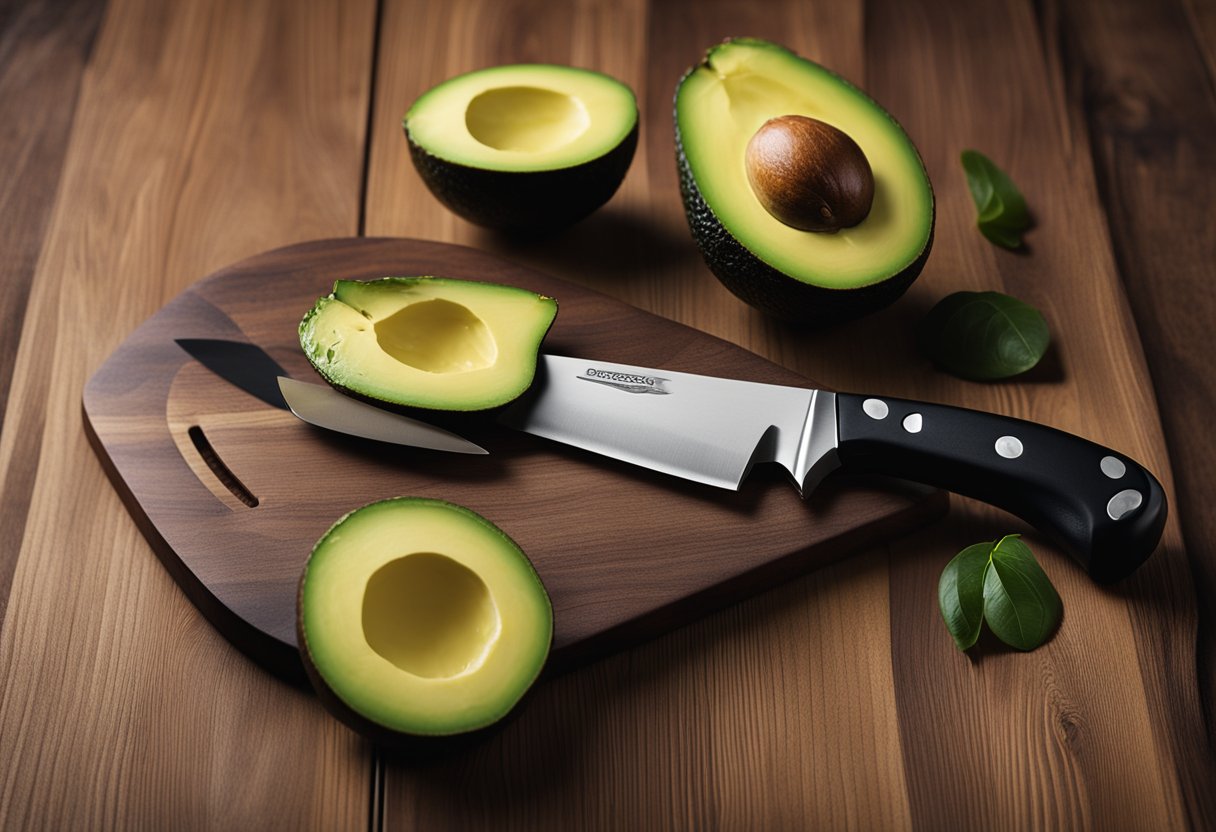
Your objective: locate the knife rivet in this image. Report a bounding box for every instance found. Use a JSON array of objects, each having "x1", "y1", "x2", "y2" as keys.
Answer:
[
  {"x1": 1100, "y1": 455, "x2": 1126, "y2": 479},
  {"x1": 1107, "y1": 488, "x2": 1143, "y2": 520},
  {"x1": 902, "y1": 413, "x2": 923, "y2": 433},
  {"x1": 862, "y1": 398, "x2": 889, "y2": 420},
  {"x1": 995, "y1": 435, "x2": 1023, "y2": 459}
]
